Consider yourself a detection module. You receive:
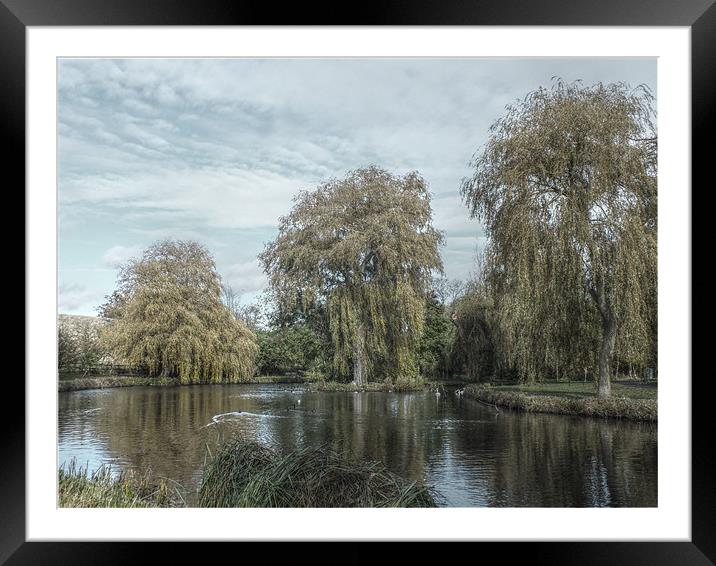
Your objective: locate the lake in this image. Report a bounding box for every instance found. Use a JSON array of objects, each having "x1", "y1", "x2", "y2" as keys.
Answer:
[{"x1": 58, "y1": 384, "x2": 657, "y2": 507}]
